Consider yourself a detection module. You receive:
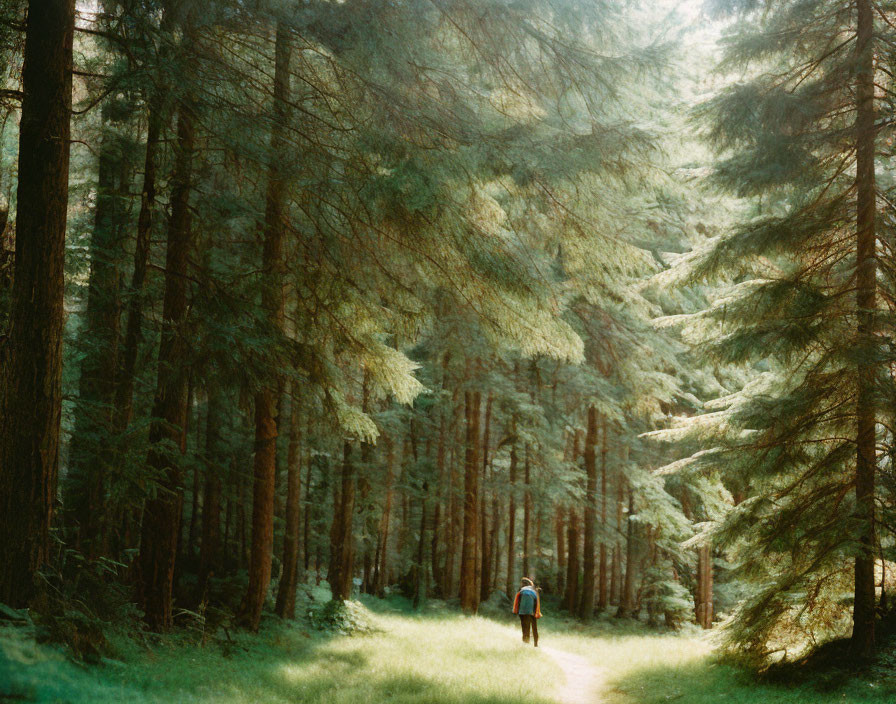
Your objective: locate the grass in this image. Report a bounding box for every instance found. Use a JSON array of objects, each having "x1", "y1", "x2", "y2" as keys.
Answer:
[
  {"x1": 4, "y1": 594, "x2": 896, "y2": 703},
  {"x1": 1, "y1": 596, "x2": 561, "y2": 704},
  {"x1": 532, "y1": 608, "x2": 896, "y2": 704}
]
